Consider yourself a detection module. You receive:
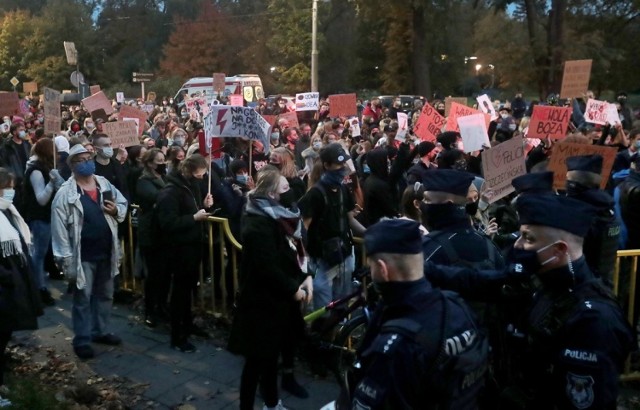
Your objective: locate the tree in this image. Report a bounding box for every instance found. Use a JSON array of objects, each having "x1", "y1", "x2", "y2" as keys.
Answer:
[{"x1": 0, "y1": 10, "x2": 33, "y2": 89}]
